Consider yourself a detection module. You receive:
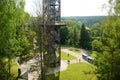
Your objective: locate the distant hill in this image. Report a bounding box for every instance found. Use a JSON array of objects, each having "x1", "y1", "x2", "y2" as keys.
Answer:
[{"x1": 62, "y1": 16, "x2": 107, "y2": 26}]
